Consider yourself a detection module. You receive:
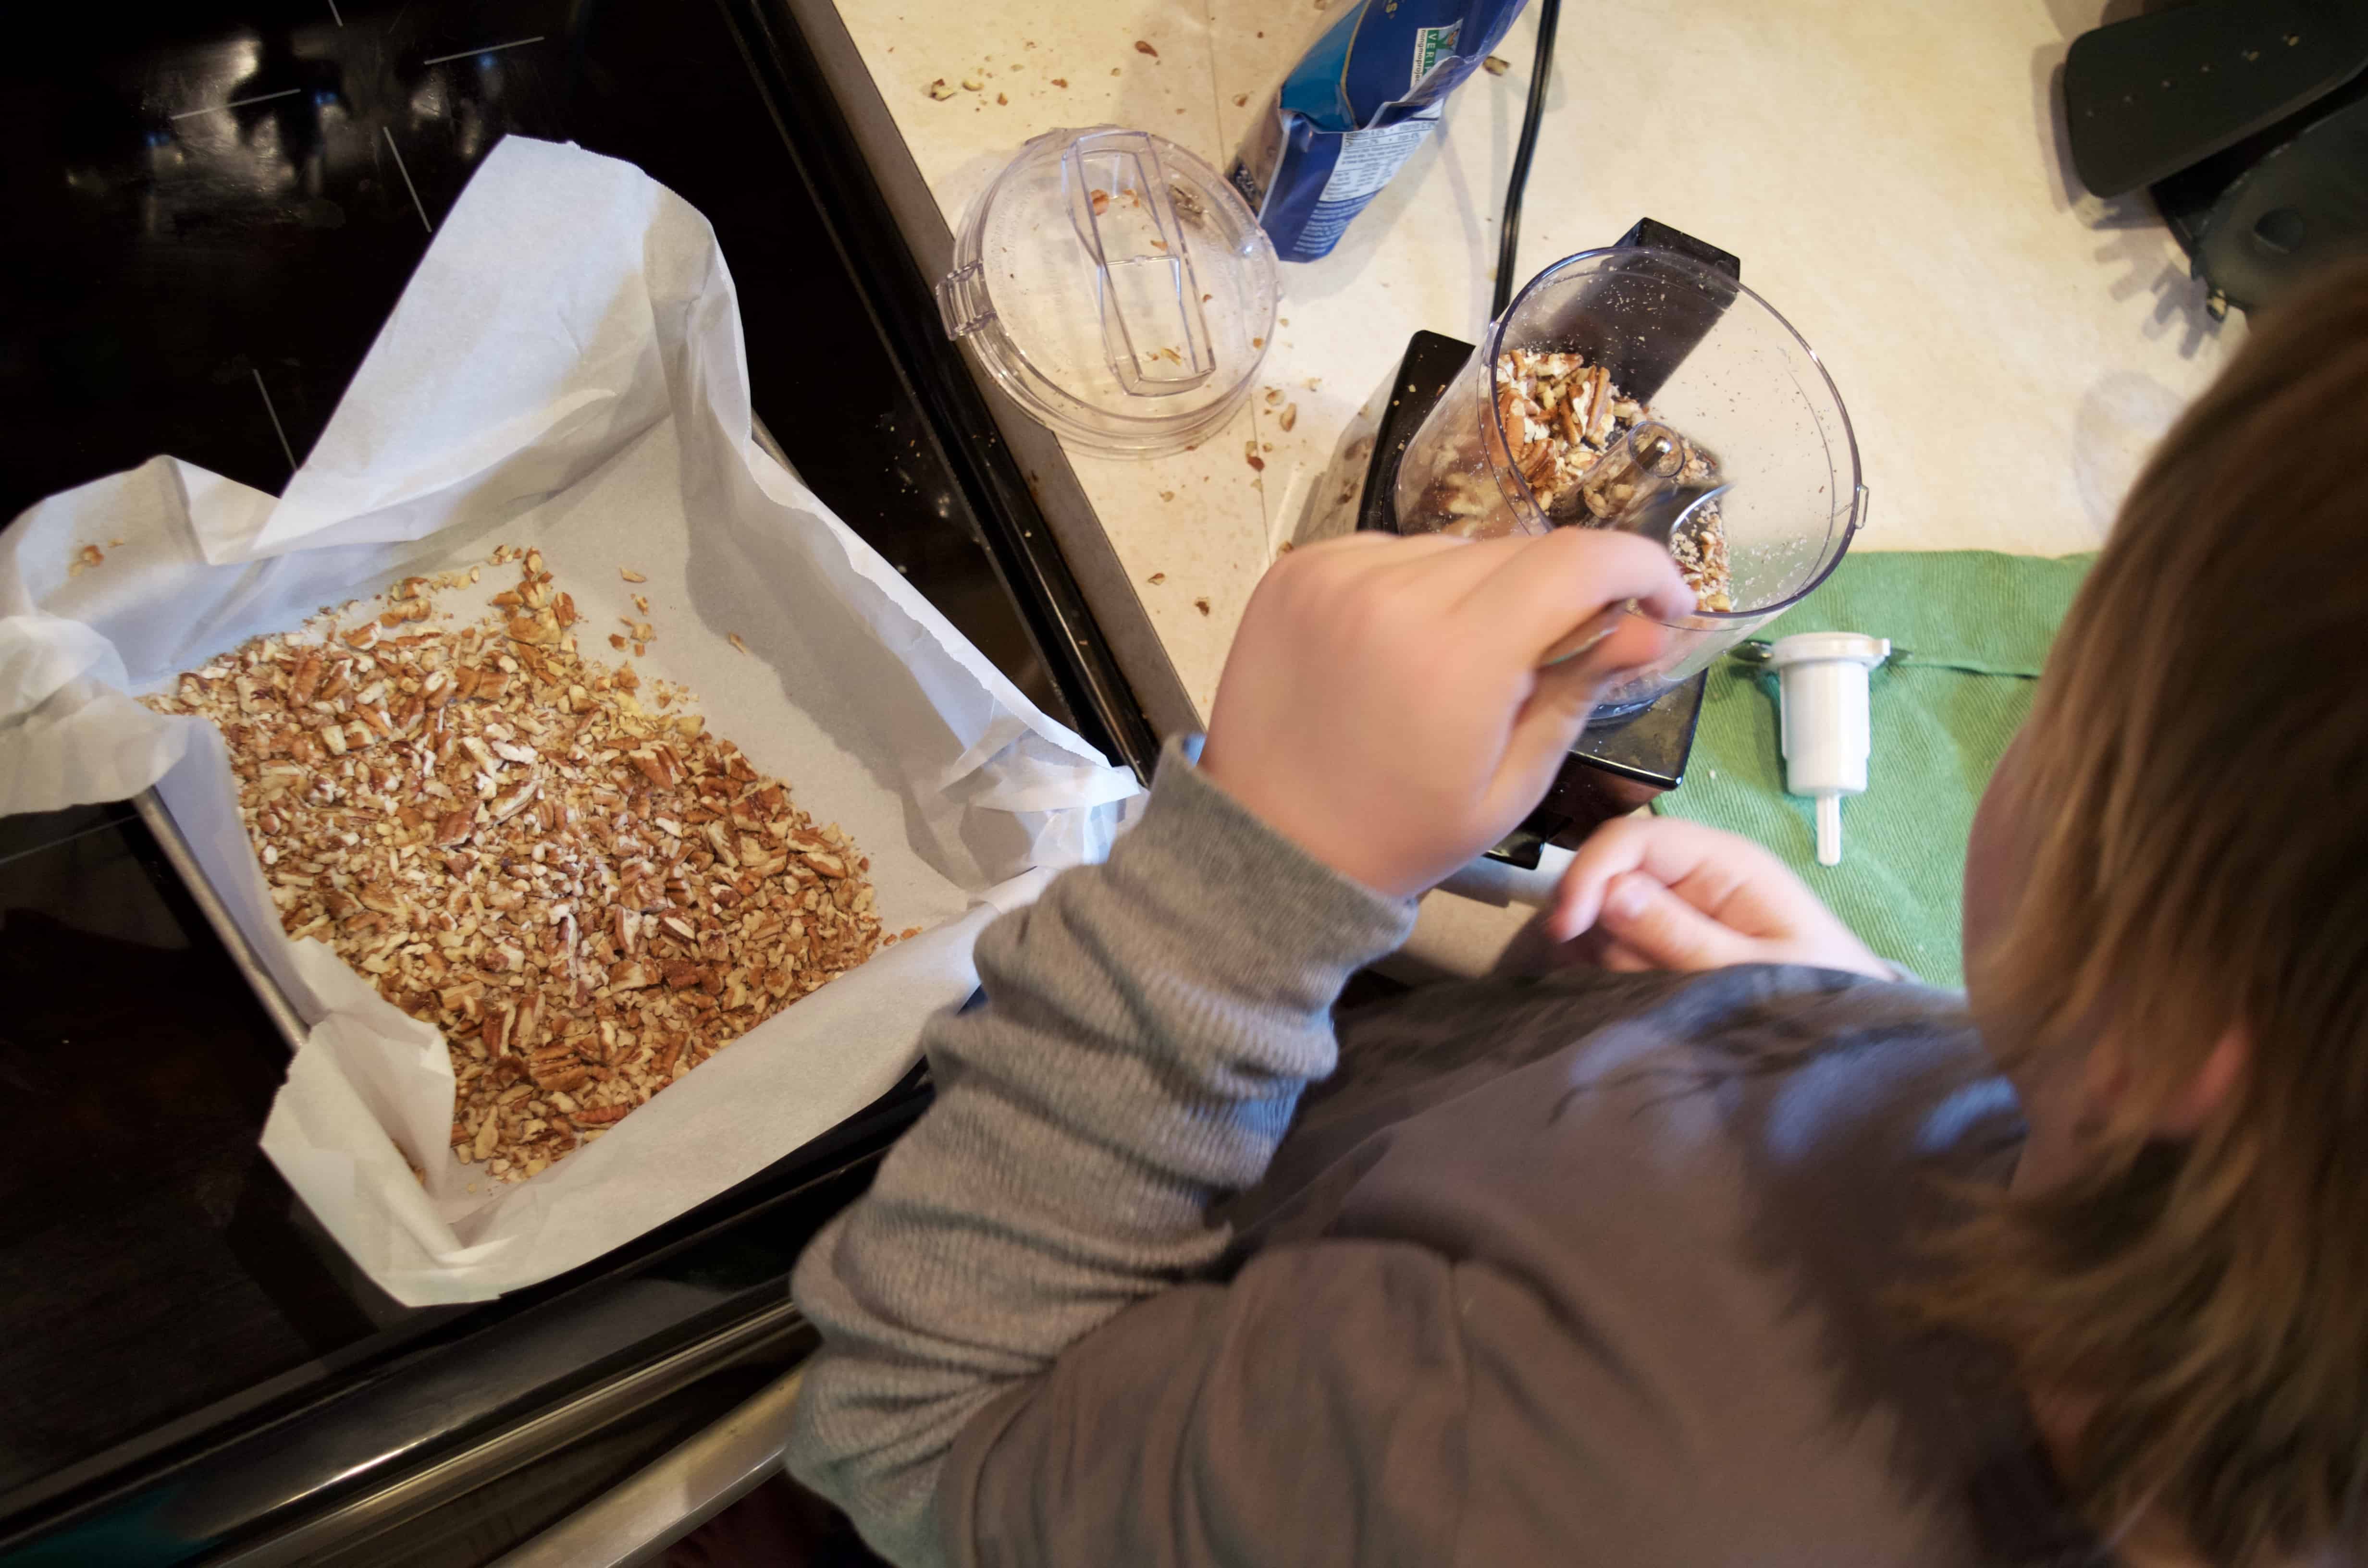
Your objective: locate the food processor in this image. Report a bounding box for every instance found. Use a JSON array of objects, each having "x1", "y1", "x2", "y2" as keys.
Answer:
[{"x1": 1393, "y1": 244, "x2": 1867, "y2": 715}]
